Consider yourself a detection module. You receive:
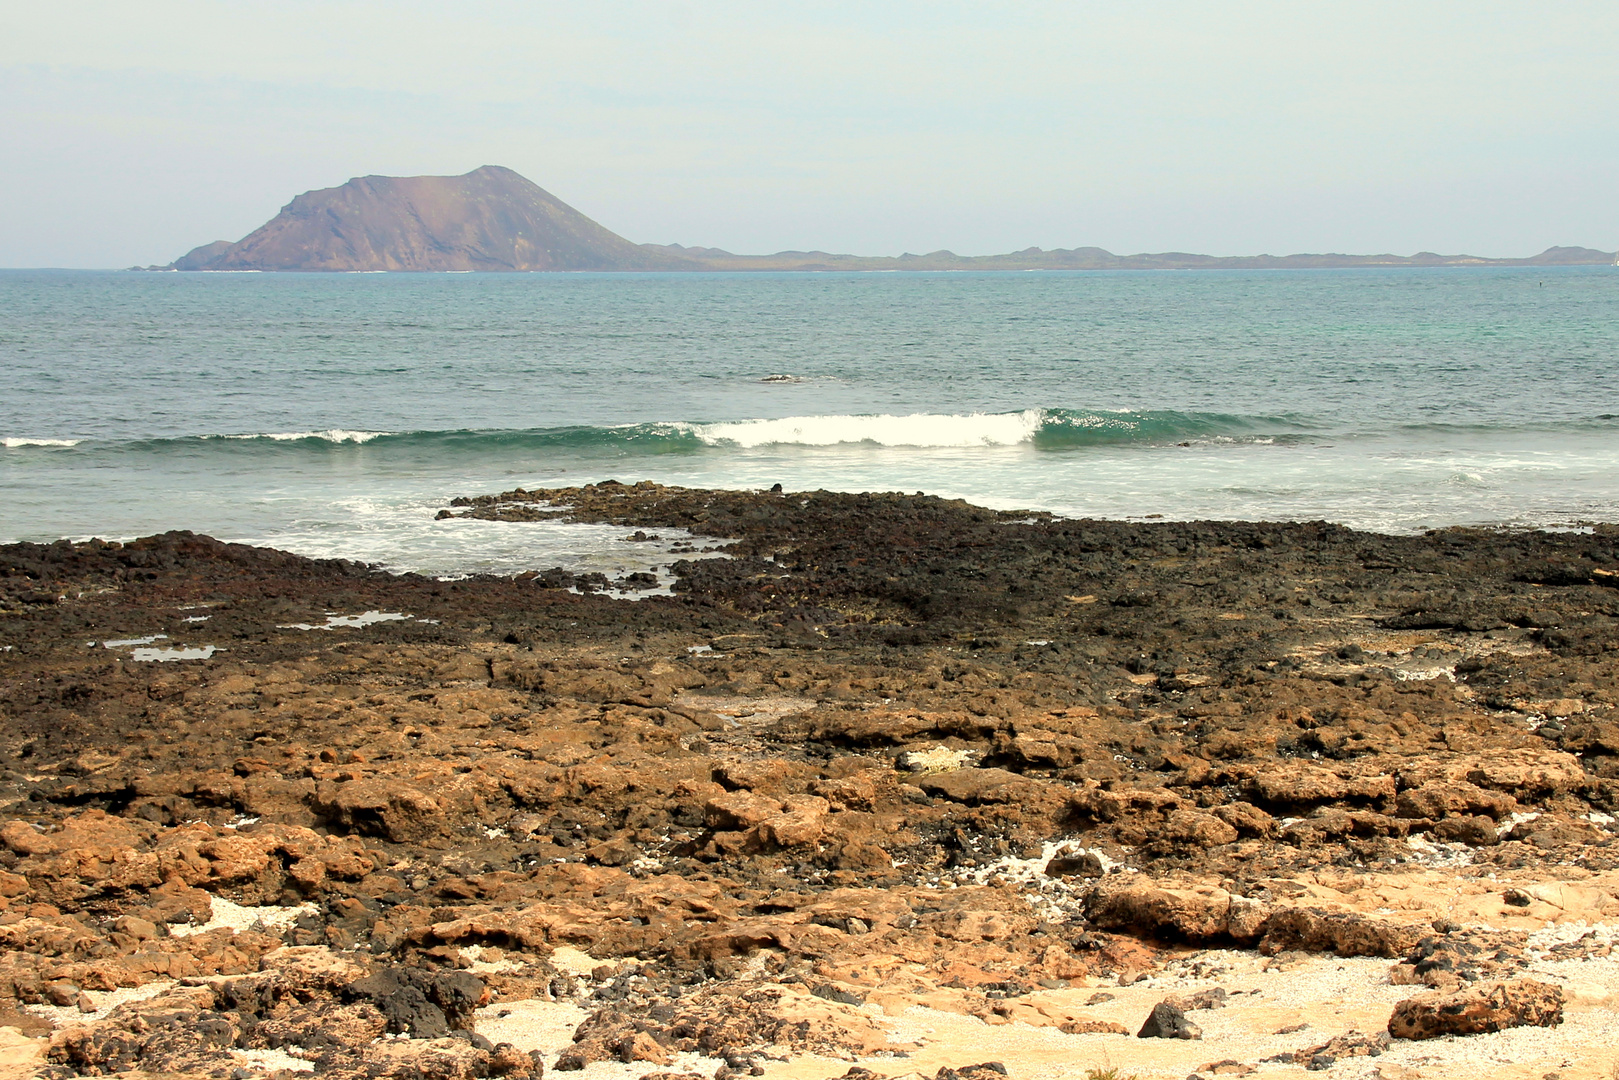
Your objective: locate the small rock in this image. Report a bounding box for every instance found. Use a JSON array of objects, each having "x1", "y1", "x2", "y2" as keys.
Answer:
[
  {"x1": 1138, "y1": 1001, "x2": 1202, "y2": 1039},
  {"x1": 1265, "y1": 1030, "x2": 1387, "y2": 1070},
  {"x1": 934, "y1": 1066, "x2": 1007, "y2": 1080},
  {"x1": 812, "y1": 984, "x2": 866, "y2": 1006},
  {"x1": 615, "y1": 1032, "x2": 669, "y2": 1065},
  {"x1": 43, "y1": 981, "x2": 79, "y2": 1006},
  {"x1": 1044, "y1": 849, "x2": 1106, "y2": 878},
  {"x1": 1168, "y1": 987, "x2": 1228, "y2": 1011}
]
